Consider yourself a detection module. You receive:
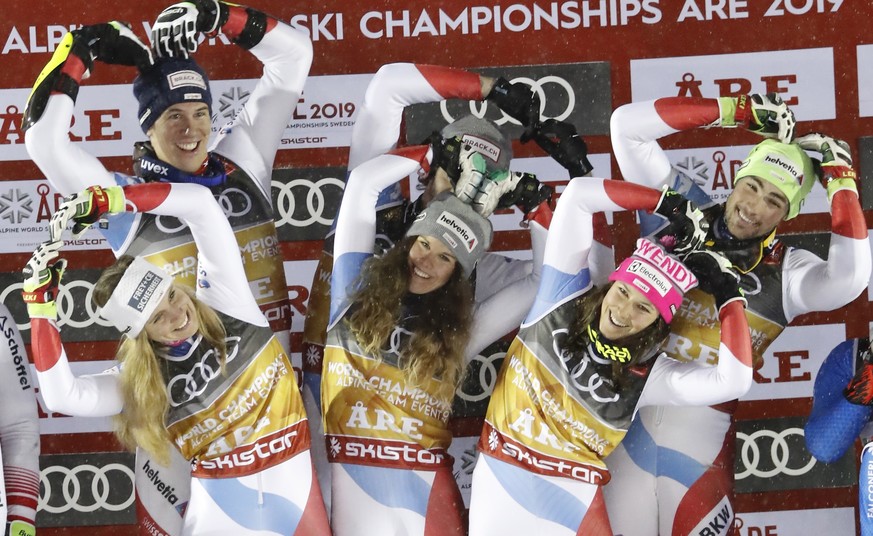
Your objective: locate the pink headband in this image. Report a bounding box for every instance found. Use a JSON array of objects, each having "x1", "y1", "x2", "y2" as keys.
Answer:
[{"x1": 608, "y1": 238, "x2": 698, "y2": 323}]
